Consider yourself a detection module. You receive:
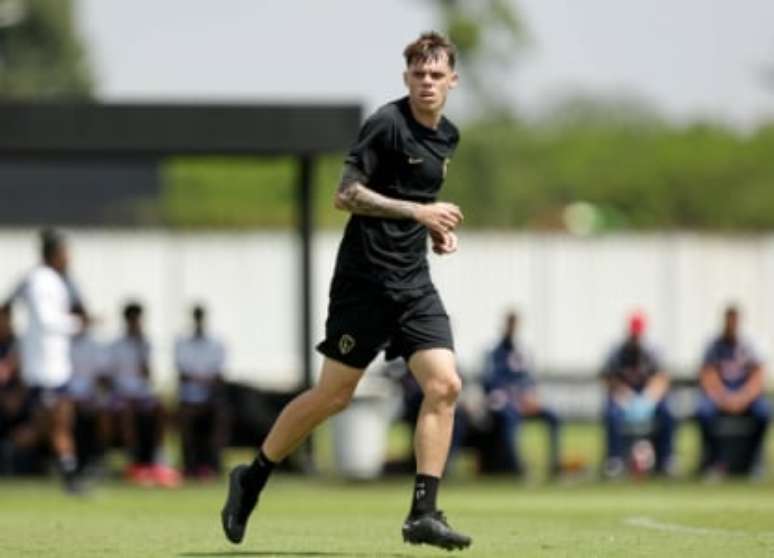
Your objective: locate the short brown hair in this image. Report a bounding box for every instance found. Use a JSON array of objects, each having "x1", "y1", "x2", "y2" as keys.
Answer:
[{"x1": 403, "y1": 32, "x2": 456, "y2": 69}]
